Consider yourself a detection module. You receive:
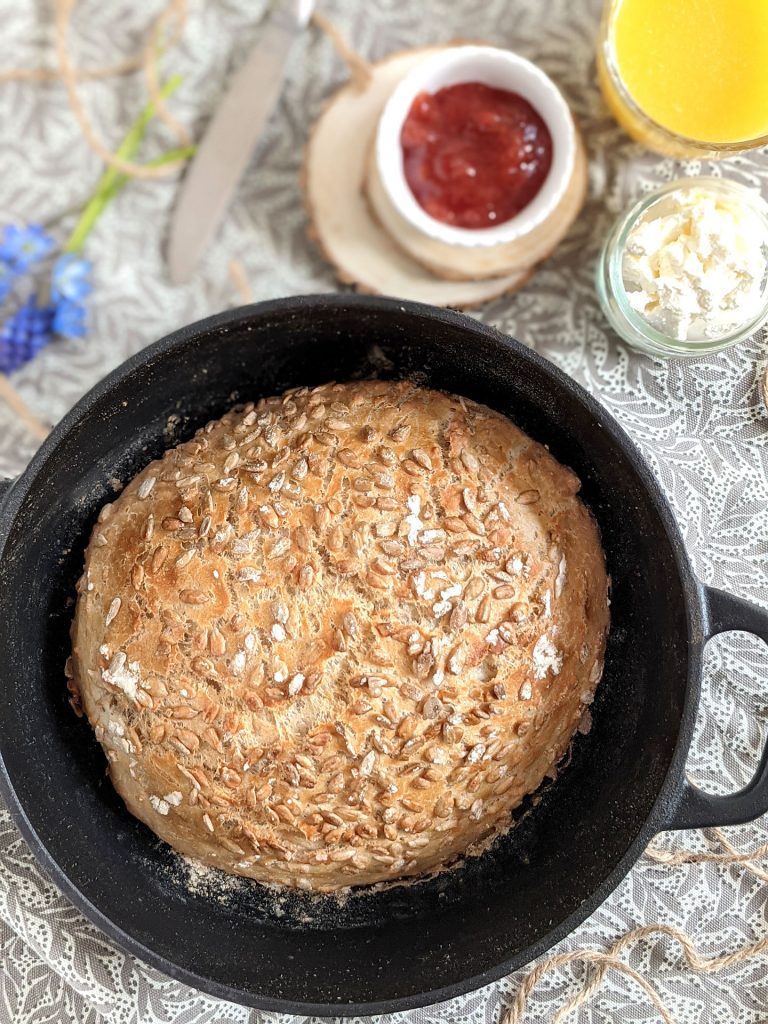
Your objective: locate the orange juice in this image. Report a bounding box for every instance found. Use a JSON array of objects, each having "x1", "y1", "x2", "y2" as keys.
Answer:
[{"x1": 598, "y1": 0, "x2": 768, "y2": 153}]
